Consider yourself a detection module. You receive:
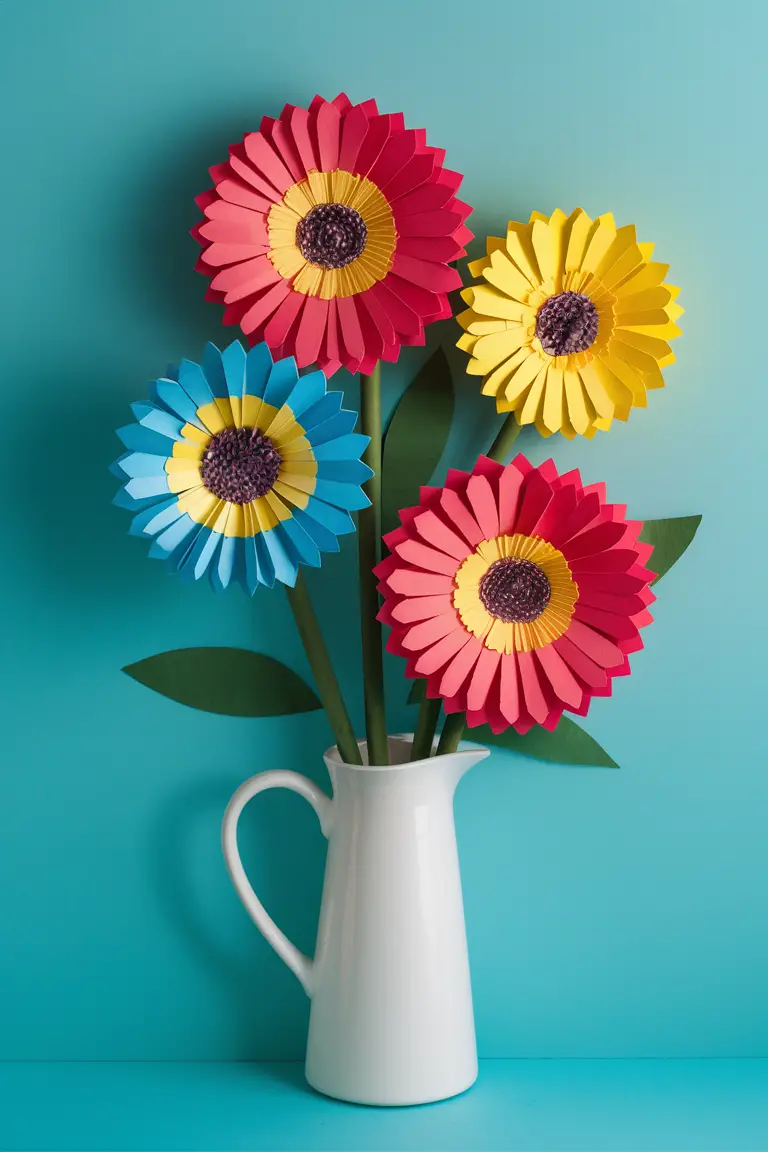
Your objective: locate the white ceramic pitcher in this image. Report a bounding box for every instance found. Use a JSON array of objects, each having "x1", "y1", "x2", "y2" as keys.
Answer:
[{"x1": 222, "y1": 734, "x2": 489, "y2": 1106}]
